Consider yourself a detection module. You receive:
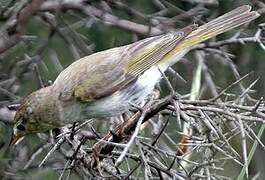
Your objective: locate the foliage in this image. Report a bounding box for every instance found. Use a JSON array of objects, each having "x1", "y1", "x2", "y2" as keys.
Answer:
[{"x1": 0, "y1": 0, "x2": 265, "y2": 179}]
